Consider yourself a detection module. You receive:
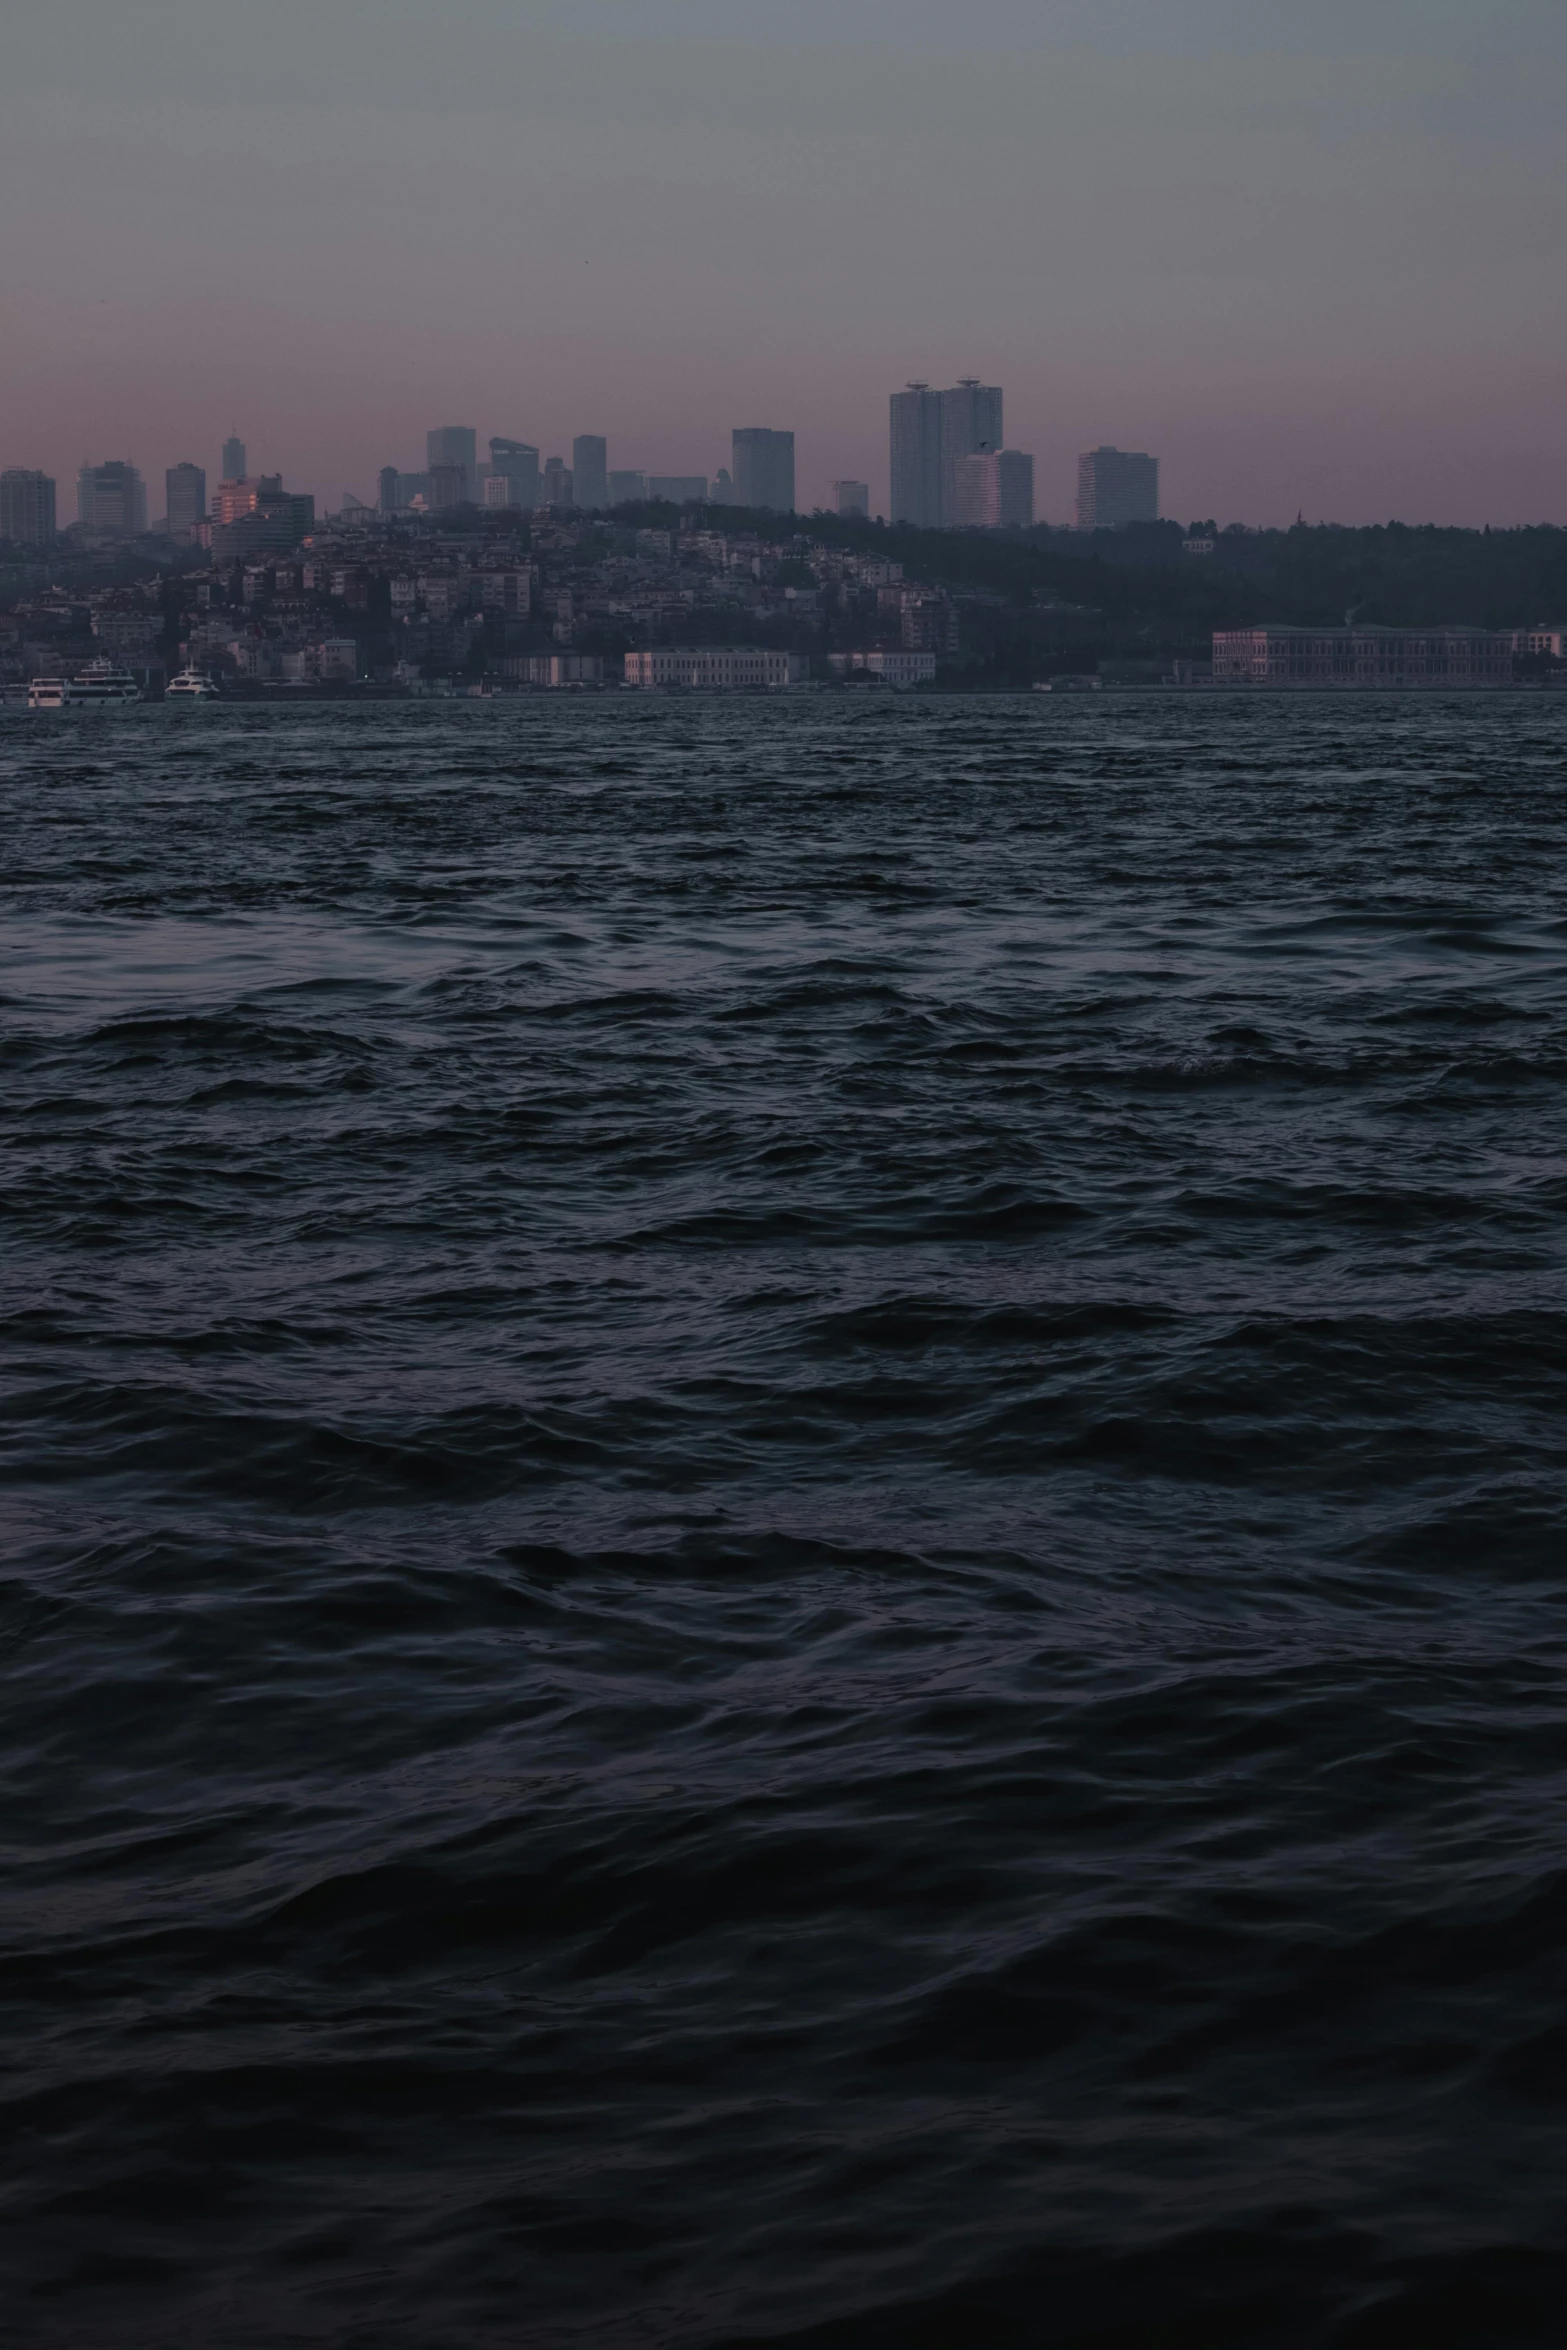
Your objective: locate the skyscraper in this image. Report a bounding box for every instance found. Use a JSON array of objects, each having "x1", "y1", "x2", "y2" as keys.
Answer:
[
  {"x1": 891, "y1": 380, "x2": 1004, "y2": 527},
  {"x1": 951, "y1": 450, "x2": 1034, "y2": 531},
  {"x1": 222, "y1": 434, "x2": 246, "y2": 482},
  {"x1": 77, "y1": 461, "x2": 148, "y2": 538},
  {"x1": 1076, "y1": 447, "x2": 1159, "y2": 531},
  {"x1": 889, "y1": 386, "x2": 943, "y2": 529},
  {"x1": 572, "y1": 436, "x2": 608, "y2": 511},
  {"x1": 378, "y1": 466, "x2": 399, "y2": 515},
  {"x1": 488, "y1": 438, "x2": 540, "y2": 510},
  {"x1": 0, "y1": 469, "x2": 57, "y2": 546},
  {"x1": 542, "y1": 456, "x2": 574, "y2": 506},
  {"x1": 834, "y1": 480, "x2": 870, "y2": 519},
  {"x1": 939, "y1": 380, "x2": 1002, "y2": 524},
  {"x1": 430, "y1": 464, "x2": 468, "y2": 511},
  {"x1": 608, "y1": 471, "x2": 647, "y2": 506},
  {"x1": 732, "y1": 428, "x2": 795, "y2": 513},
  {"x1": 427, "y1": 426, "x2": 478, "y2": 503},
  {"x1": 165, "y1": 462, "x2": 207, "y2": 535}
]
